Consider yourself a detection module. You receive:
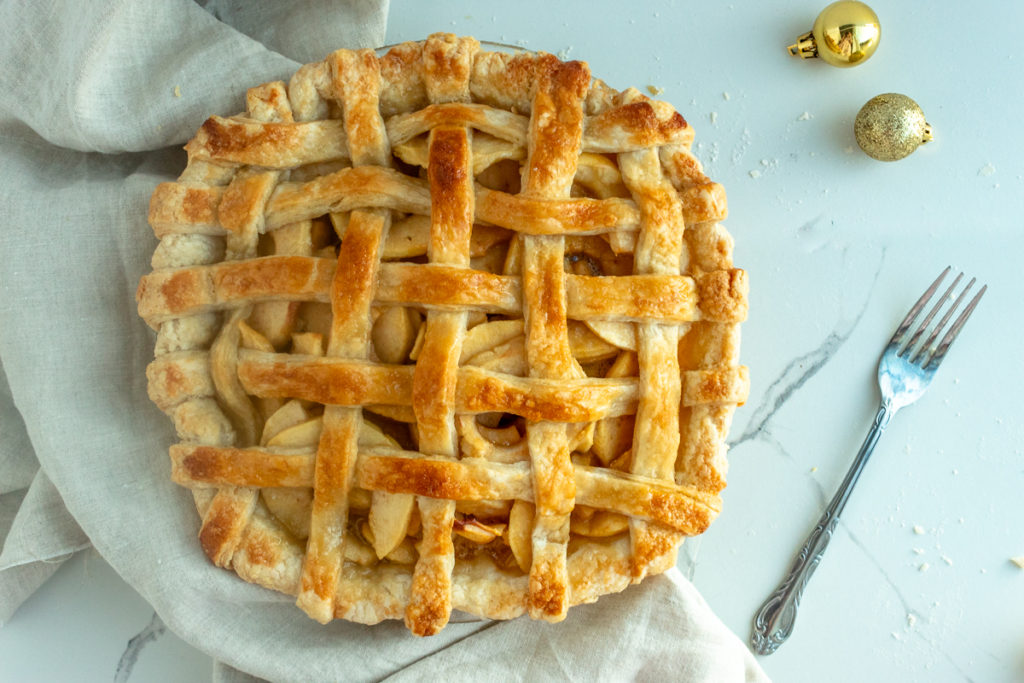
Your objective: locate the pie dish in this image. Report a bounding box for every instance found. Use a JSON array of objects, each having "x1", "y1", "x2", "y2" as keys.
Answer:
[{"x1": 136, "y1": 33, "x2": 749, "y2": 636}]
